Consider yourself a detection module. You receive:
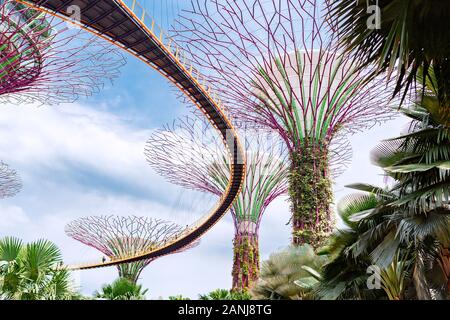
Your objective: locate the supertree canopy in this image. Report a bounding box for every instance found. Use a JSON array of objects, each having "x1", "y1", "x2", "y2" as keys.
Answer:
[
  {"x1": 145, "y1": 115, "x2": 350, "y2": 290},
  {"x1": 65, "y1": 215, "x2": 198, "y2": 284},
  {"x1": 173, "y1": 0, "x2": 397, "y2": 247},
  {"x1": 0, "y1": 0, "x2": 124, "y2": 104},
  {"x1": 0, "y1": 161, "x2": 21, "y2": 198},
  {"x1": 145, "y1": 116, "x2": 289, "y2": 290}
]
